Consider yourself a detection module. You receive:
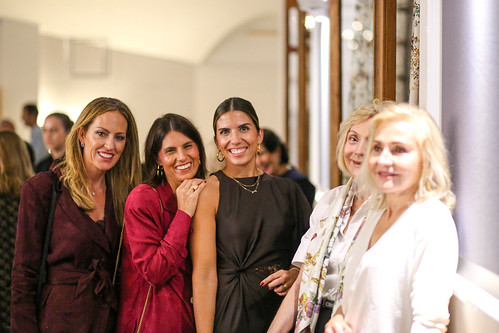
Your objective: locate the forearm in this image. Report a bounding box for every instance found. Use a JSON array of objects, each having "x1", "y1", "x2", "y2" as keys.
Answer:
[
  {"x1": 268, "y1": 268, "x2": 302, "y2": 332},
  {"x1": 128, "y1": 208, "x2": 192, "y2": 285},
  {"x1": 192, "y1": 271, "x2": 218, "y2": 333}
]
